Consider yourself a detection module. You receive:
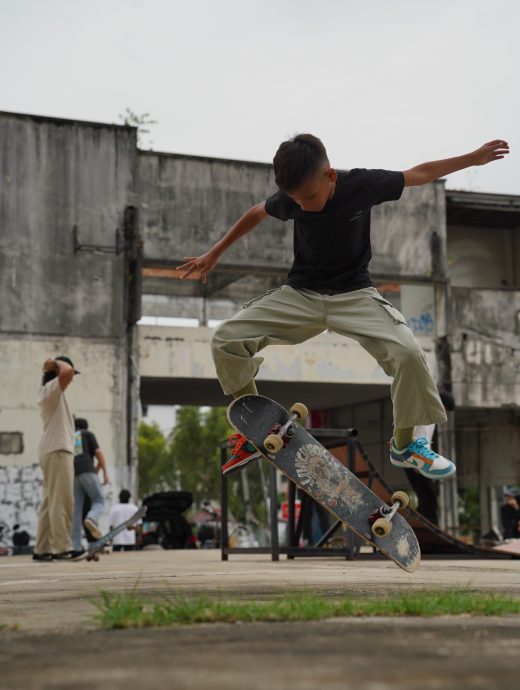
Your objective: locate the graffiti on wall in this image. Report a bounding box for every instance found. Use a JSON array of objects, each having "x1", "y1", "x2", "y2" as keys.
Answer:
[
  {"x1": 408, "y1": 311, "x2": 435, "y2": 336},
  {"x1": 0, "y1": 464, "x2": 43, "y2": 541}
]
